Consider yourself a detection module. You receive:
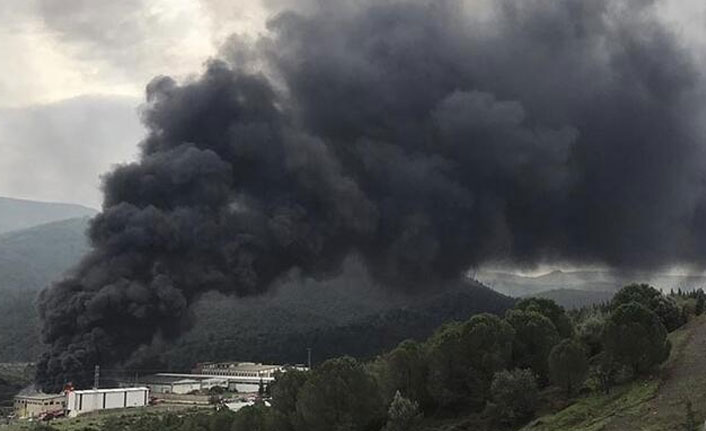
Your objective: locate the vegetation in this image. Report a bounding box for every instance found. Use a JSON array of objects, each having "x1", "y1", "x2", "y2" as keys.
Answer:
[
  {"x1": 383, "y1": 391, "x2": 422, "y2": 431},
  {"x1": 489, "y1": 368, "x2": 539, "y2": 424},
  {"x1": 10, "y1": 283, "x2": 706, "y2": 431},
  {"x1": 548, "y1": 339, "x2": 588, "y2": 396},
  {"x1": 603, "y1": 302, "x2": 670, "y2": 375}
]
